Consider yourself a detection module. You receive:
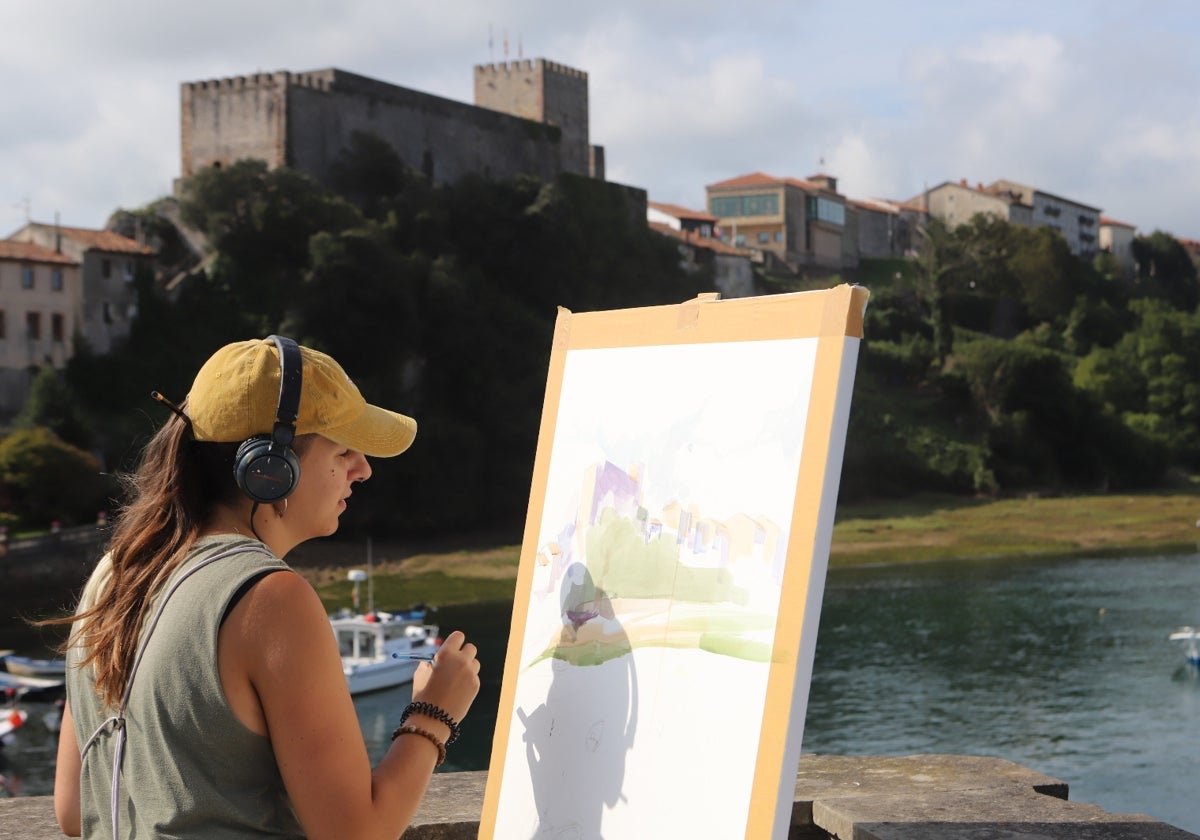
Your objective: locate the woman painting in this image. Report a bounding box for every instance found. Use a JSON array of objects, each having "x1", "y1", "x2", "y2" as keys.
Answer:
[{"x1": 53, "y1": 336, "x2": 480, "y2": 839}]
